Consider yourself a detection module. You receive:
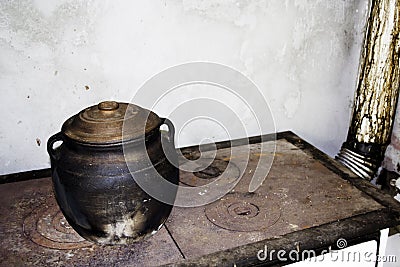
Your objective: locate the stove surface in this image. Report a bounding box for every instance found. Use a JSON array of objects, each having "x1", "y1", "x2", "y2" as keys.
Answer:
[
  {"x1": 166, "y1": 140, "x2": 383, "y2": 258},
  {"x1": 0, "y1": 178, "x2": 183, "y2": 266},
  {"x1": 0, "y1": 132, "x2": 398, "y2": 266}
]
